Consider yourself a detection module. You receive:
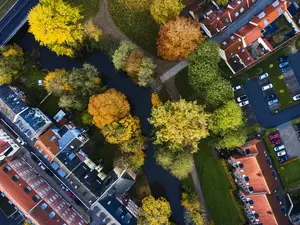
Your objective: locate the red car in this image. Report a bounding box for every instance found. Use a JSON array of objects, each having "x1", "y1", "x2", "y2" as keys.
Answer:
[
  {"x1": 269, "y1": 132, "x2": 280, "y2": 141},
  {"x1": 271, "y1": 138, "x2": 281, "y2": 145}
]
